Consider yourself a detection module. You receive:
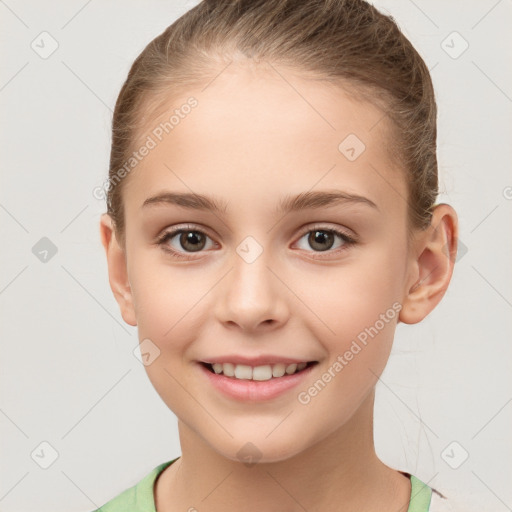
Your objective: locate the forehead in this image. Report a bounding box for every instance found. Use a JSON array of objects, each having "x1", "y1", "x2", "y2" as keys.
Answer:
[{"x1": 123, "y1": 63, "x2": 407, "y2": 218}]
